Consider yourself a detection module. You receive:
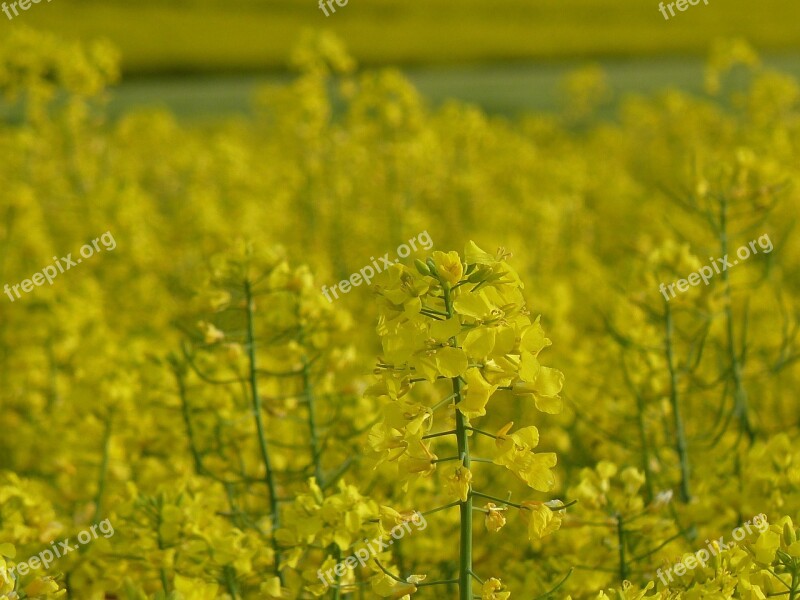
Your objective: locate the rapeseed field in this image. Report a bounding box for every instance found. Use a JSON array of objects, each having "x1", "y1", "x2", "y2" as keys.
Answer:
[{"x1": 1, "y1": 14, "x2": 799, "y2": 600}]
